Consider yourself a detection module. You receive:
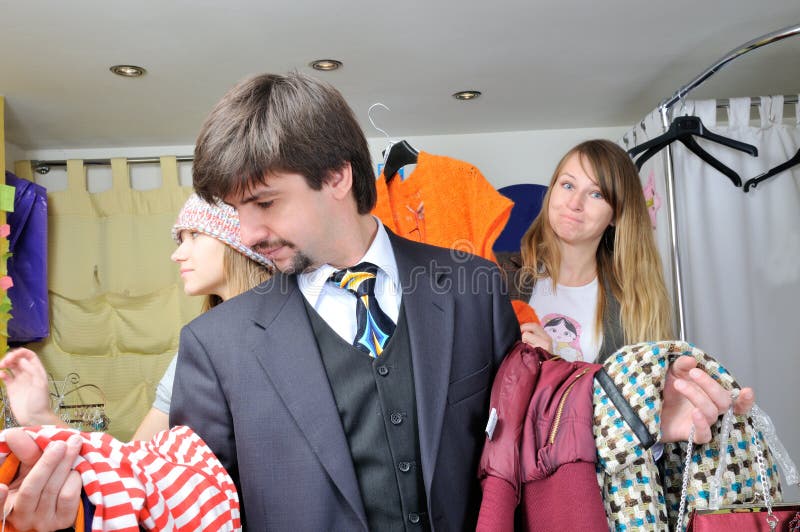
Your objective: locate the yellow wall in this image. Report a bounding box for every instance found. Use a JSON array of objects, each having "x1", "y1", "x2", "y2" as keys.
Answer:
[{"x1": 1, "y1": 96, "x2": 6, "y2": 355}]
